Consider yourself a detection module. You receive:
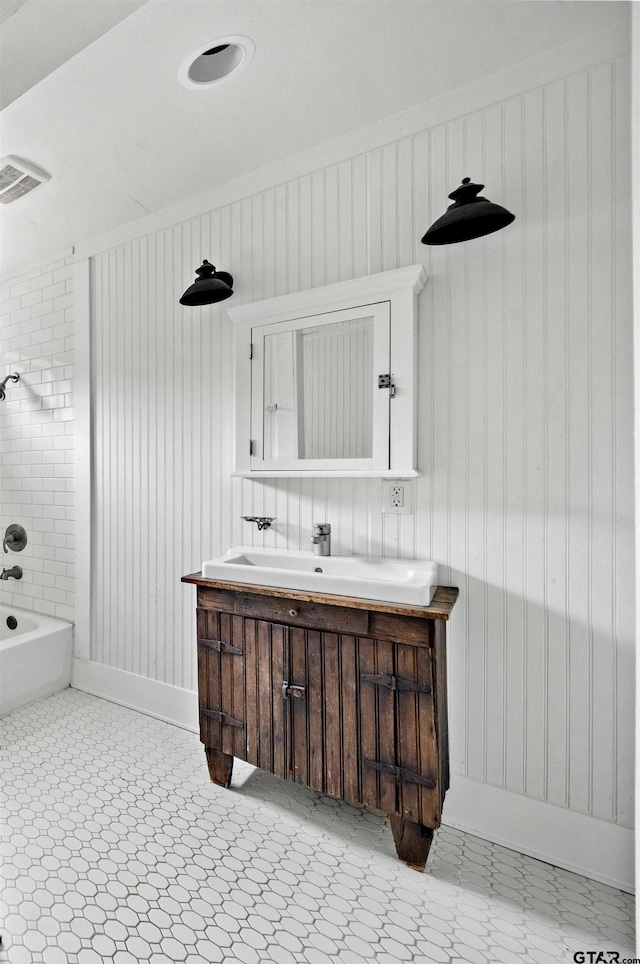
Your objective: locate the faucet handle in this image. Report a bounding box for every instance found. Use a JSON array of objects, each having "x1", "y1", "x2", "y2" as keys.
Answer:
[
  {"x1": 3, "y1": 524, "x2": 27, "y2": 553},
  {"x1": 313, "y1": 523, "x2": 331, "y2": 534}
]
